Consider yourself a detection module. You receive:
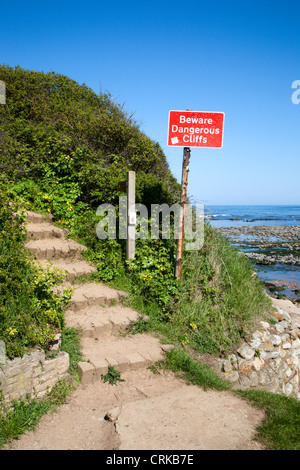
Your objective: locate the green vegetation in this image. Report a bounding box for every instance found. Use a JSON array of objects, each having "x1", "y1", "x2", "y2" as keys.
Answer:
[
  {"x1": 0, "y1": 187, "x2": 71, "y2": 358},
  {"x1": 0, "y1": 376, "x2": 72, "y2": 448},
  {"x1": 60, "y1": 327, "x2": 82, "y2": 381},
  {"x1": 101, "y1": 366, "x2": 125, "y2": 385},
  {"x1": 236, "y1": 389, "x2": 300, "y2": 450},
  {"x1": 120, "y1": 223, "x2": 271, "y2": 356},
  {"x1": 2, "y1": 64, "x2": 297, "y2": 450},
  {"x1": 0, "y1": 394, "x2": 52, "y2": 448},
  {"x1": 0, "y1": 64, "x2": 271, "y2": 357},
  {"x1": 0, "y1": 325, "x2": 81, "y2": 448},
  {"x1": 162, "y1": 348, "x2": 230, "y2": 391},
  {"x1": 170, "y1": 225, "x2": 271, "y2": 353},
  {"x1": 0, "y1": 64, "x2": 179, "y2": 206}
]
